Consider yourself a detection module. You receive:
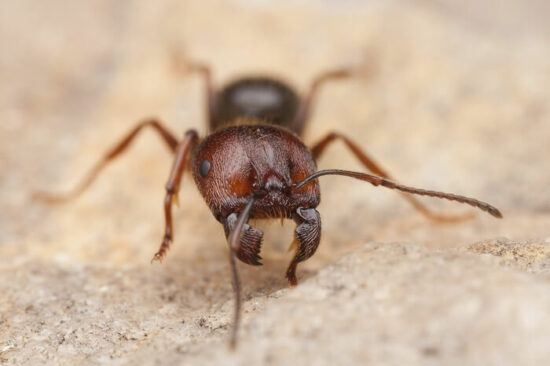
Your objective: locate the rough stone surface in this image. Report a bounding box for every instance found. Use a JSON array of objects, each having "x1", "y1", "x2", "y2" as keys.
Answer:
[{"x1": 1, "y1": 0, "x2": 550, "y2": 365}]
